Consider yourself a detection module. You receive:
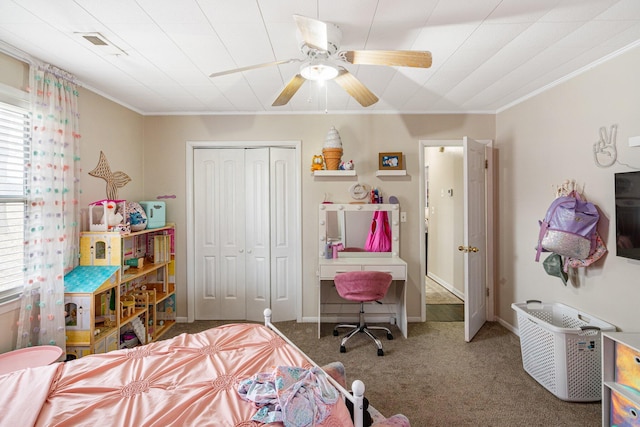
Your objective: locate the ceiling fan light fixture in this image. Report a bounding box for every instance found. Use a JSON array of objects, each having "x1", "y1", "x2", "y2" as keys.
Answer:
[{"x1": 300, "y1": 61, "x2": 338, "y2": 81}]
